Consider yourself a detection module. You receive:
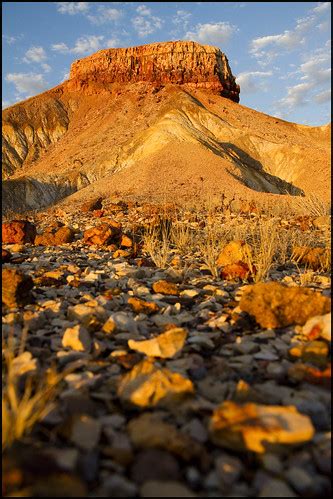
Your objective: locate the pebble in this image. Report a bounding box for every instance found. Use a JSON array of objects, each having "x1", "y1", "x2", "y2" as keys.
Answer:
[
  {"x1": 258, "y1": 478, "x2": 297, "y2": 497},
  {"x1": 2, "y1": 208, "x2": 331, "y2": 498}
]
